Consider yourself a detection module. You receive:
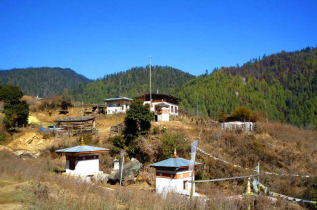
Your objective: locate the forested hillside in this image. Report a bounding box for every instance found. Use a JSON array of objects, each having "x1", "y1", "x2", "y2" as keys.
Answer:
[
  {"x1": 0, "y1": 67, "x2": 91, "y2": 97},
  {"x1": 71, "y1": 66, "x2": 195, "y2": 102},
  {"x1": 171, "y1": 47, "x2": 317, "y2": 127}
]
